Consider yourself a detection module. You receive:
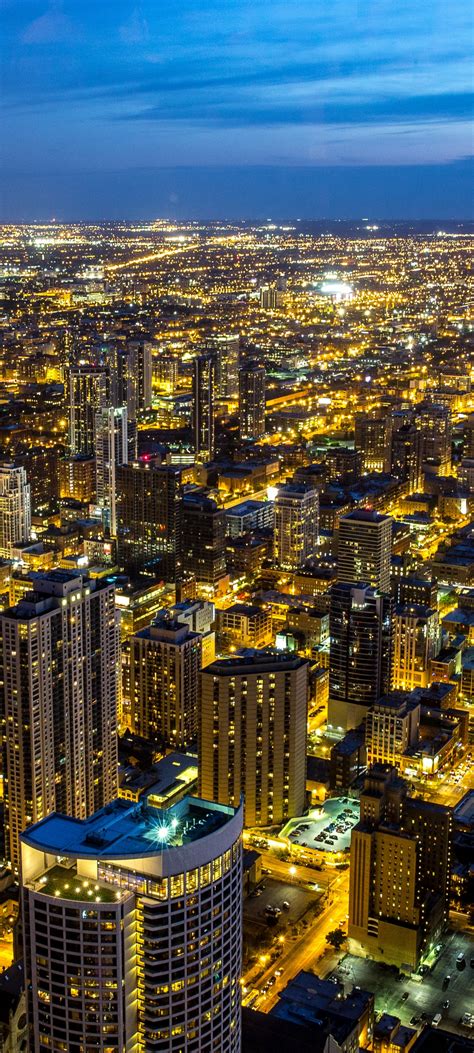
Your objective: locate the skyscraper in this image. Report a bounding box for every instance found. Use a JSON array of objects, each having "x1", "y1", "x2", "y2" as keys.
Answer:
[
  {"x1": 391, "y1": 422, "x2": 423, "y2": 492},
  {"x1": 354, "y1": 412, "x2": 392, "y2": 474},
  {"x1": 21, "y1": 794, "x2": 243, "y2": 1053},
  {"x1": 238, "y1": 363, "x2": 266, "y2": 440},
  {"x1": 95, "y1": 405, "x2": 128, "y2": 535},
  {"x1": 328, "y1": 583, "x2": 393, "y2": 732},
  {"x1": 127, "y1": 339, "x2": 153, "y2": 412},
  {"x1": 415, "y1": 401, "x2": 452, "y2": 473},
  {"x1": 0, "y1": 463, "x2": 31, "y2": 558},
  {"x1": 0, "y1": 569, "x2": 119, "y2": 870},
  {"x1": 337, "y1": 509, "x2": 392, "y2": 593},
  {"x1": 348, "y1": 766, "x2": 452, "y2": 970},
  {"x1": 68, "y1": 365, "x2": 110, "y2": 456},
  {"x1": 131, "y1": 613, "x2": 202, "y2": 747},
  {"x1": 115, "y1": 461, "x2": 182, "y2": 578},
  {"x1": 274, "y1": 483, "x2": 319, "y2": 570},
  {"x1": 199, "y1": 651, "x2": 308, "y2": 827},
  {"x1": 207, "y1": 334, "x2": 240, "y2": 399},
  {"x1": 193, "y1": 354, "x2": 215, "y2": 462},
  {"x1": 181, "y1": 491, "x2": 227, "y2": 587},
  {"x1": 392, "y1": 604, "x2": 440, "y2": 690}
]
